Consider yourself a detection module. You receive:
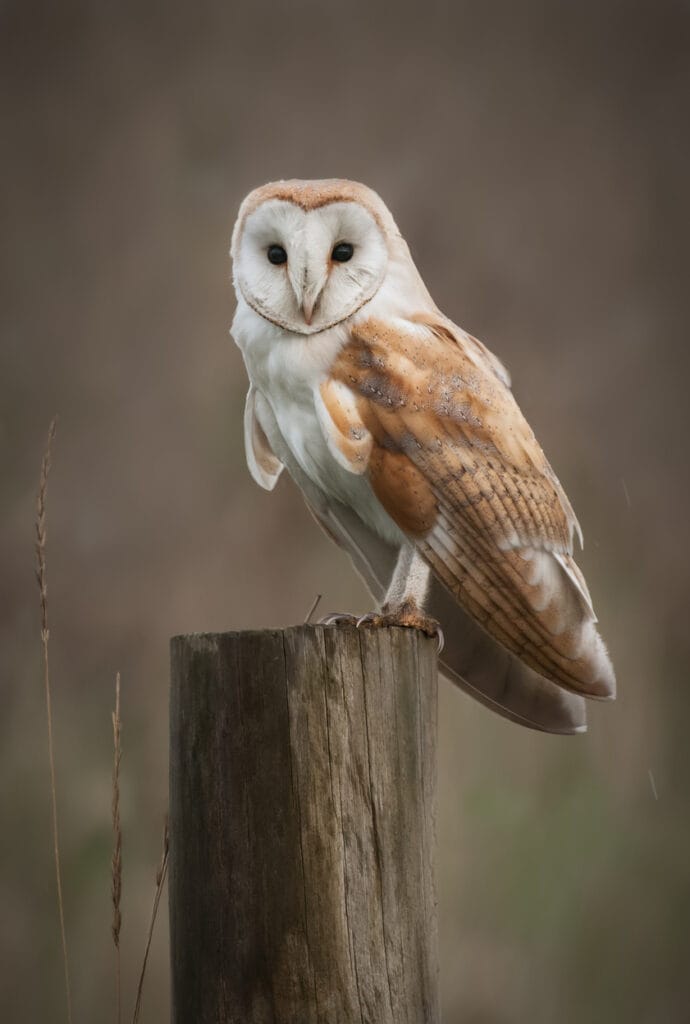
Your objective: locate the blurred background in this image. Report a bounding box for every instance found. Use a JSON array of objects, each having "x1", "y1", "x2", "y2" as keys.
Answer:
[{"x1": 1, "y1": 1, "x2": 689, "y2": 1021}]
